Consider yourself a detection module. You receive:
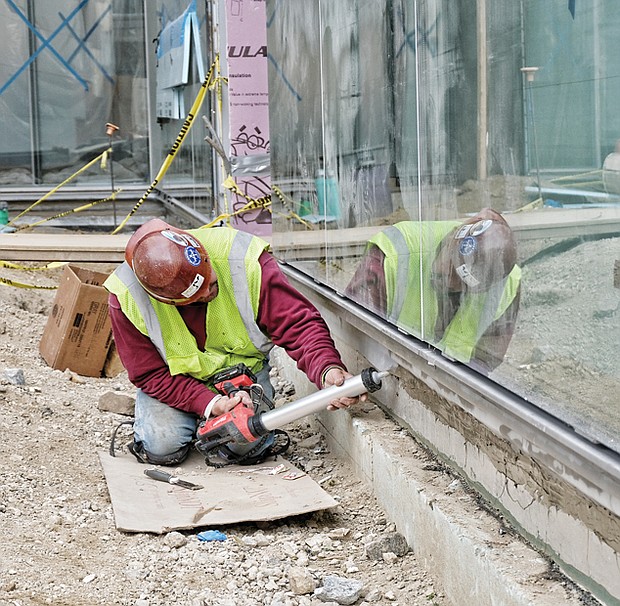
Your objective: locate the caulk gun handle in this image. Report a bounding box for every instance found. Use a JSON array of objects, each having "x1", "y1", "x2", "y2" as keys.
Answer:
[{"x1": 221, "y1": 381, "x2": 238, "y2": 395}]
